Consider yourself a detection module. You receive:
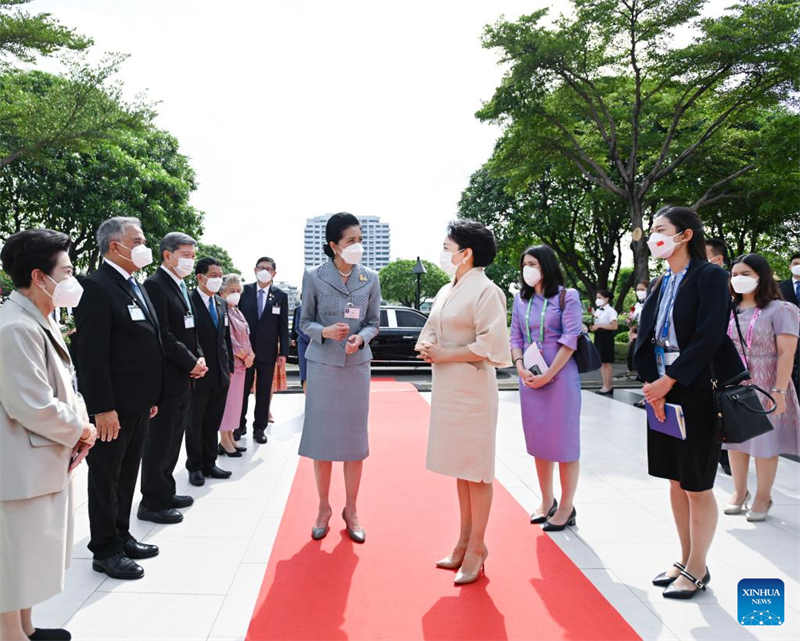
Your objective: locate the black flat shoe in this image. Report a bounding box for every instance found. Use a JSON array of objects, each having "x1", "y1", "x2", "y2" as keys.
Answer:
[
  {"x1": 652, "y1": 561, "x2": 685, "y2": 587},
  {"x1": 189, "y1": 470, "x2": 205, "y2": 486},
  {"x1": 663, "y1": 567, "x2": 710, "y2": 599},
  {"x1": 235, "y1": 445, "x2": 247, "y2": 452},
  {"x1": 92, "y1": 553, "x2": 143, "y2": 580},
  {"x1": 542, "y1": 507, "x2": 576, "y2": 532},
  {"x1": 204, "y1": 465, "x2": 232, "y2": 479},
  {"x1": 254, "y1": 430, "x2": 267, "y2": 444},
  {"x1": 123, "y1": 539, "x2": 159, "y2": 560},
  {"x1": 594, "y1": 389, "x2": 614, "y2": 396},
  {"x1": 217, "y1": 444, "x2": 243, "y2": 457},
  {"x1": 171, "y1": 494, "x2": 194, "y2": 509},
  {"x1": 28, "y1": 628, "x2": 71, "y2": 640},
  {"x1": 137, "y1": 506, "x2": 183, "y2": 524},
  {"x1": 531, "y1": 499, "x2": 558, "y2": 524}
]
